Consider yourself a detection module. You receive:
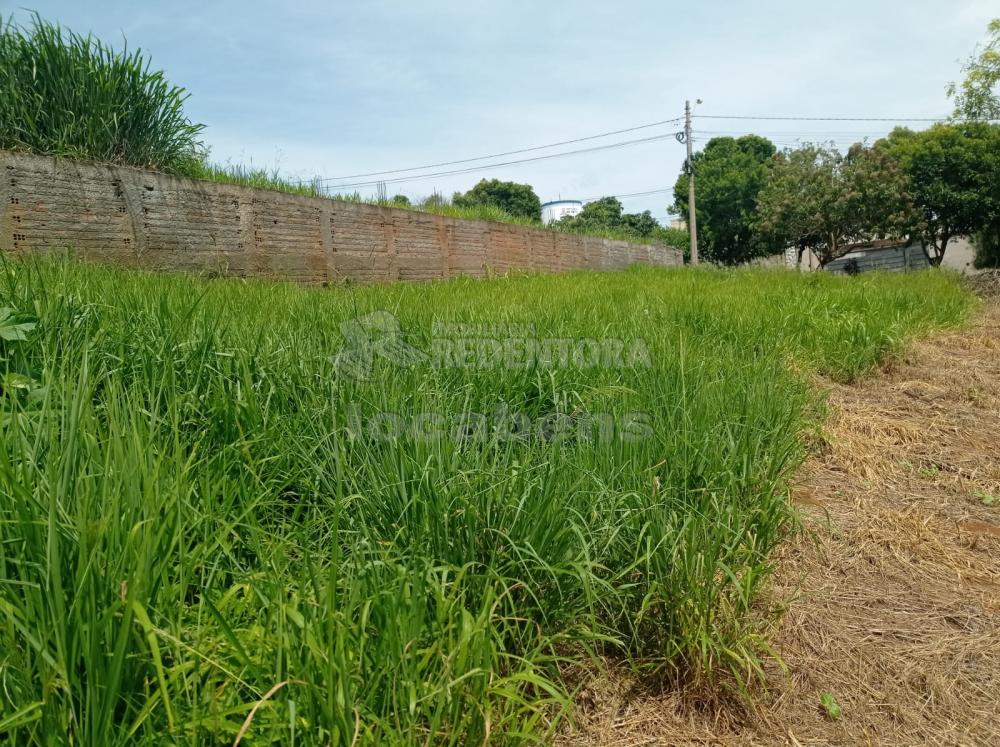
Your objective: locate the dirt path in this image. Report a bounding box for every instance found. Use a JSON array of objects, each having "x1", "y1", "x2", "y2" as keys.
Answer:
[{"x1": 564, "y1": 299, "x2": 1000, "y2": 746}]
